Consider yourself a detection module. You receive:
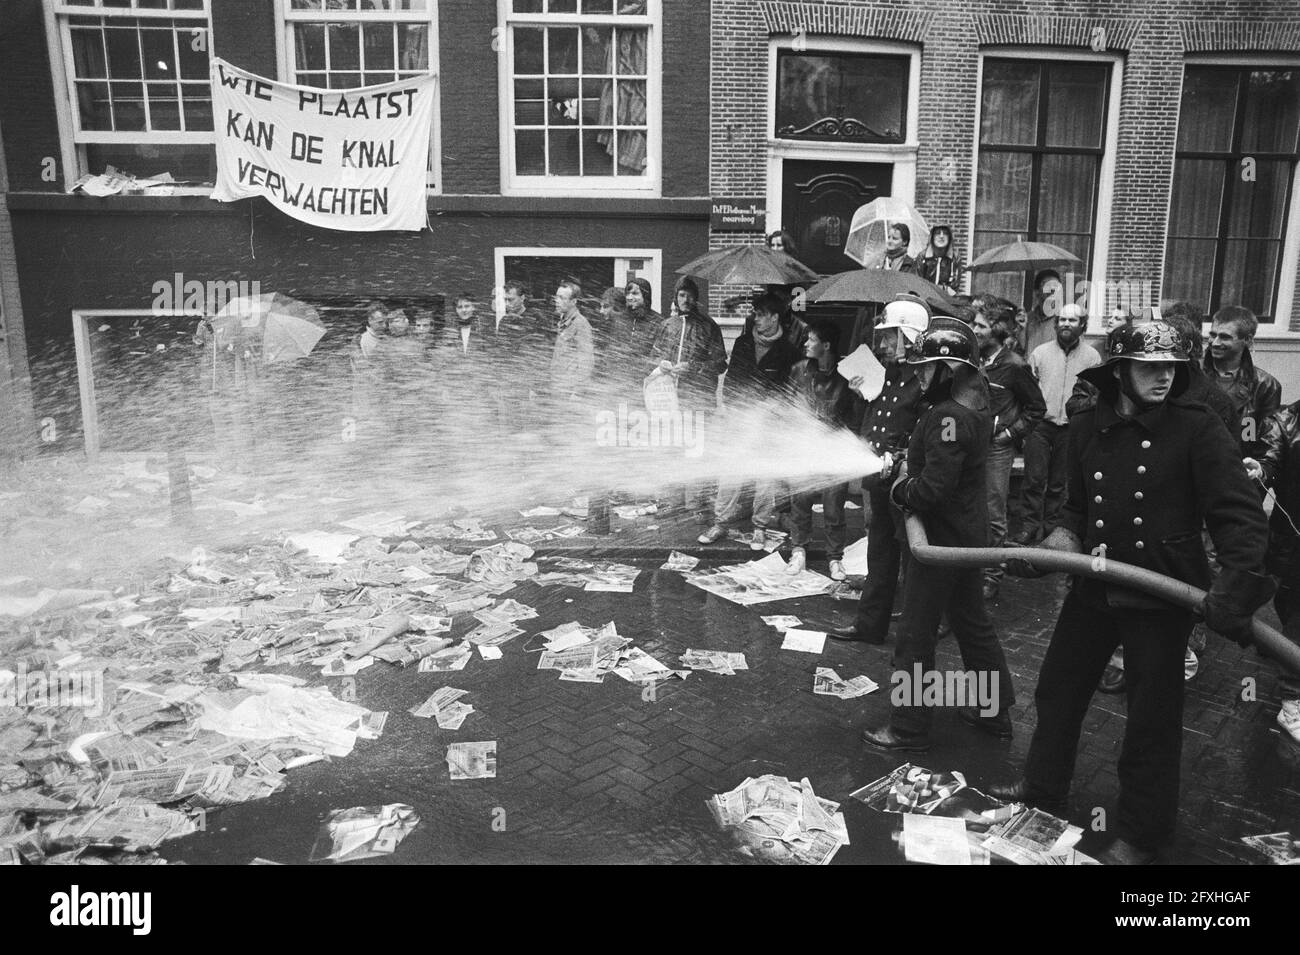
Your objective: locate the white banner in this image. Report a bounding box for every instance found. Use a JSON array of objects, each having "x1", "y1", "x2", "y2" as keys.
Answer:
[{"x1": 209, "y1": 58, "x2": 437, "y2": 232}]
